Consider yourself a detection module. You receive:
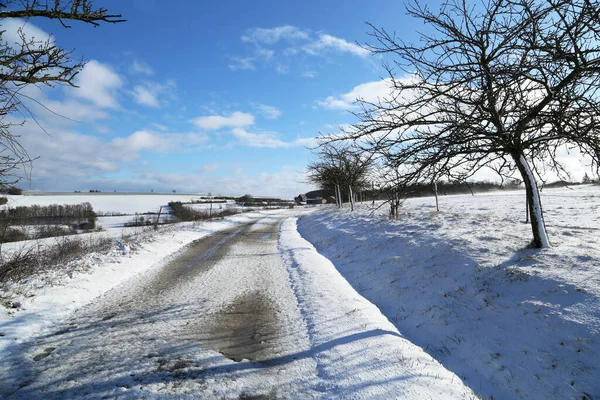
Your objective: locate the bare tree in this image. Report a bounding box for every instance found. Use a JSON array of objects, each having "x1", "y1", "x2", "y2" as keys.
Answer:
[
  {"x1": 327, "y1": 0, "x2": 600, "y2": 248},
  {"x1": 0, "y1": 0, "x2": 124, "y2": 185},
  {"x1": 307, "y1": 144, "x2": 372, "y2": 211},
  {"x1": 375, "y1": 164, "x2": 406, "y2": 219}
]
